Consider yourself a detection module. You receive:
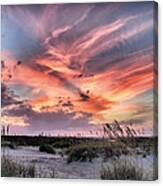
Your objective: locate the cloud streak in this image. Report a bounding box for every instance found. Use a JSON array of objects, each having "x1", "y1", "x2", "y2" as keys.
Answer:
[{"x1": 1, "y1": 2, "x2": 156, "y2": 136}]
